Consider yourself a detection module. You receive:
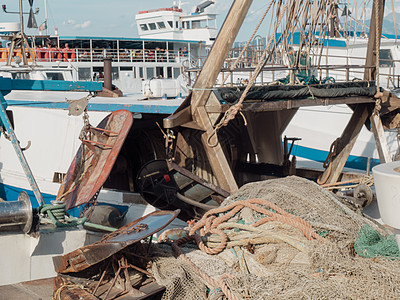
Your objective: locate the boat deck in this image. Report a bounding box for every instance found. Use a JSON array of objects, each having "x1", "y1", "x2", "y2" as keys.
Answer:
[
  {"x1": 5, "y1": 90, "x2": 182, "y2": 115},
  {"x1": 0, "y1": 278, "x2": 54, "y2": 300}
]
